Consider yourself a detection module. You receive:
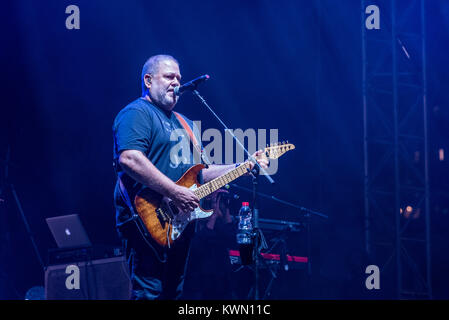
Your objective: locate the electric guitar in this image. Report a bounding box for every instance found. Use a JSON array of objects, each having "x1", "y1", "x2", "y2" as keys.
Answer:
[{"x1": 134, "y1": 142, "x2": 295, "y2": 247}]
